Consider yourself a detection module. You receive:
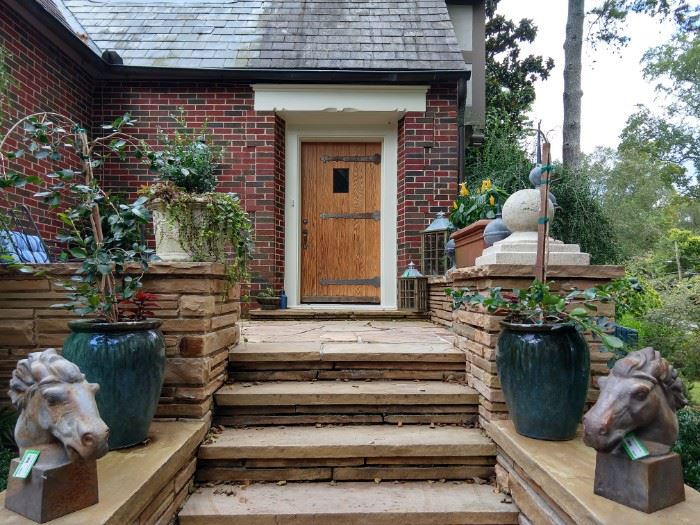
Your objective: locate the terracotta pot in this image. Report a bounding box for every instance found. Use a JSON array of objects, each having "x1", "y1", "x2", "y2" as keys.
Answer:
[{"x1": 450, "y1": 219, "x2": 491, "y2": 268}]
